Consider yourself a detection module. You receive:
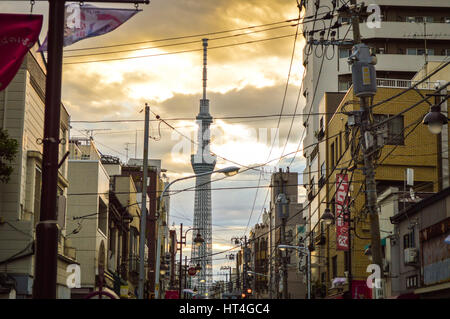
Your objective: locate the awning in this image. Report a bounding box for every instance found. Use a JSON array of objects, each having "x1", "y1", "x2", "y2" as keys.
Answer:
[{"x1": 364, "y1": 237, "x2": 387, "y2": 250}]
